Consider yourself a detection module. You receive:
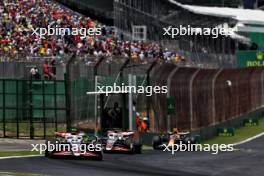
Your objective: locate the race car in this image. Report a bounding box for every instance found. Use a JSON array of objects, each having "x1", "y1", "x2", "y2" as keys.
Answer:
[
  {"x1": 101, "y1": 129, "x2": 142, "y2": 154},
  {"x1": 45, "y1": 130, "x2": 103, "y2": 160},
  {"x1": 152, "y1": 129, "x2": 200, "y2": 150}
]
